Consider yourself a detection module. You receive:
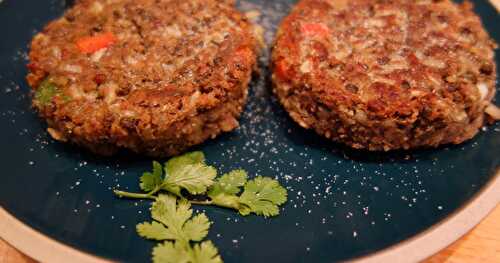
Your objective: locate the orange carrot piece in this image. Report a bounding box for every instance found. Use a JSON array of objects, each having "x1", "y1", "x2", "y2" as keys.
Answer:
[
  {"x1": 274, "y1": 59, "x2": 294, "y2": 81},
  {"x1": 76, "y1": 32, "x2": 116, "y2": 54},
  {"x1": 300, "y1": 23, "x2": 330, "y2": 37}
]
